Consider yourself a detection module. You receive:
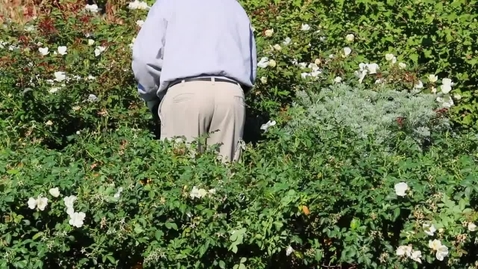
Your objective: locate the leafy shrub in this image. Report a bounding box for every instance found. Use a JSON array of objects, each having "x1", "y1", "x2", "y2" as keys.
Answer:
[
  {"x1": 2, "y1": 0, "x2": 478, "y2": 268},
  {"x1": 1, "y1": 121, "x2": 478, "y2": 268},
  {"x1": 0, "y1": 0, "x2": 150, "y2": 149},
  {"x1": 284, "y1": 83, "x2": 451, "y2": 150},
  {"x1": 1, "y1": 0, "x2": 470, "y2": 151},
  {"x1": 243, "y1": 0, "x2": 478, "y2": 129}
]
